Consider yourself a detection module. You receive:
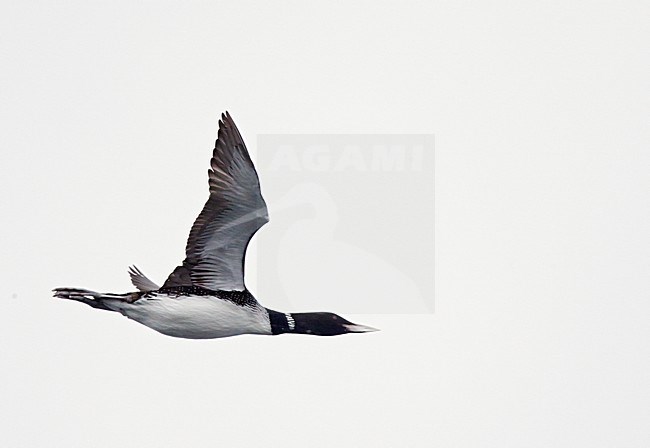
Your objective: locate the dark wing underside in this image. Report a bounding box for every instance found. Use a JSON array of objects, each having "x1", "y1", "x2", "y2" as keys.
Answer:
[{"x1": 162, "y1": 112, "x2": 269, "y2": 291}]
